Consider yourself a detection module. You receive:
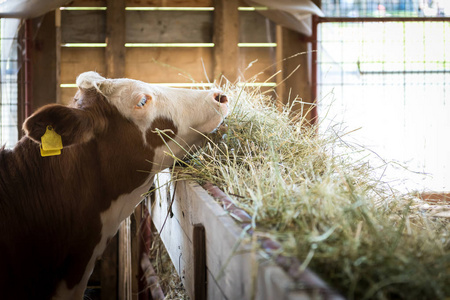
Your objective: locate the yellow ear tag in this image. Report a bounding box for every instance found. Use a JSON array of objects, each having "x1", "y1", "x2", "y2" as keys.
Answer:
[{"x1": 40, "y1": 126, "x2": 63, "y2": 157}]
